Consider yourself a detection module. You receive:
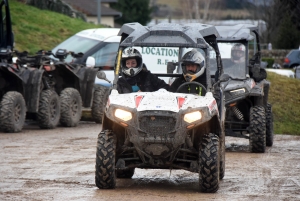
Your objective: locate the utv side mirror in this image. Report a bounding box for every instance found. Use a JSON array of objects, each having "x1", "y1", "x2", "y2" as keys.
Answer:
[
  {"x1": 167, "y1": 62, "x2": 177, "y2": 73},
  {"x1": 219, "y1": 73, "x2": 230, "y2": 82},
  {"x1": 86, "y1": 56, "x2": 95, "y2": 68},
  {"x1": 97, "y1": 71, "x2": 111, "y2": 83}
]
